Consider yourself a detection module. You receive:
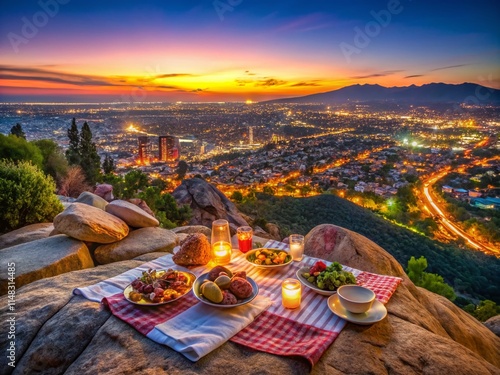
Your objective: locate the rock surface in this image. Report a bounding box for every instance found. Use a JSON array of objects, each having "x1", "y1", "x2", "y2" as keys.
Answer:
[
  {"x1": 171, "y1": 225, "x2": 212, "y2": 239},
  {"x1": 127, "y1": 198, "x2": 155, "y2": 217},
  {"x1": 0, "y1": 223, "x2": 54, "y2": 250},
  {"x1": 172, "y1": 178, "x2": 248, "y2": 232},
  {"x1": 94, "y1": 183, "x2": 114, "y2": 201},
  {"x1": 304, "y1": 223, "x2": 405, "y2": 276},
  {"x1": 75, "y1": 191, "x2": 109, "y2": 210},
  {"x1": 1, "y1": 225, "x2": 498, "y2": 374},
  {"x1": 94, "y1": 227, "x2": 178, "y2": 264},
  {"x1": 485, "y1": 315, "x2": 500, "y2": 337},
  {"x1": 0, "y1": 235, "x2": 93, "y2": 294},
  {"x1": 105, "y1": 199, "x2": 159, "y2": 228},
  {"x1": 54, "y1": 203, "x2": 129, "y2": 243}
]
